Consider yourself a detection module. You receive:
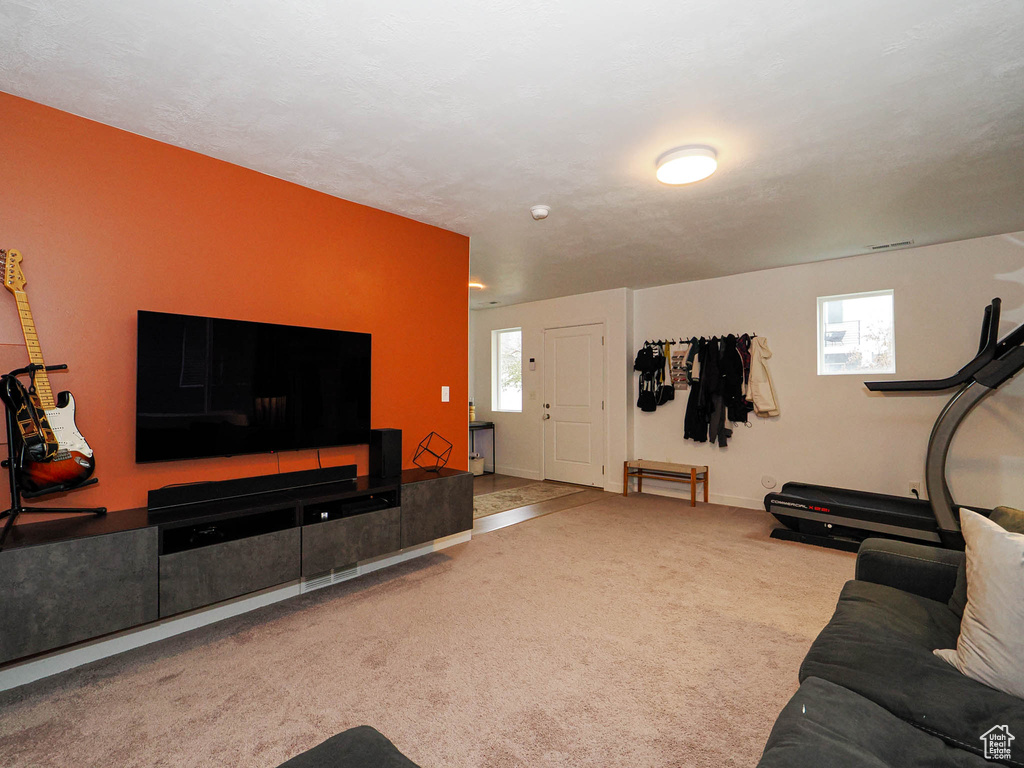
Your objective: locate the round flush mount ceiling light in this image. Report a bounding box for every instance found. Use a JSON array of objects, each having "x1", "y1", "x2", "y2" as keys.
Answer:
[
  {"x1": 656, "y1": 146, "x2": 718, "y2": 185},
  {"x1": 530, "y1": 205, "x2": 551, "y2": 220},
  {"x1": 469, "y1": 281, "x2": 485, "y2": 290}
]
